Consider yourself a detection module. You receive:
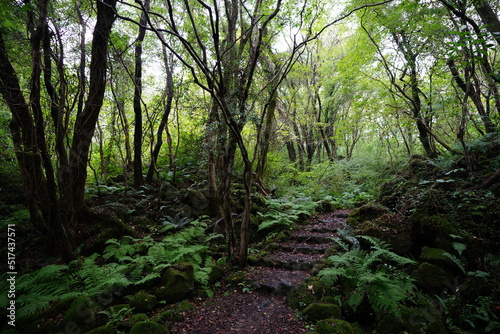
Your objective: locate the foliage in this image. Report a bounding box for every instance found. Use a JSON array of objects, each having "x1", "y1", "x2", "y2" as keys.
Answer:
[
  {"x1": 1, "y1": 265, "x2": 84, "y2": 319},
  {"x1": 0, "y1": 219, "x2": 222, "y2": 321},
  {"x1": 160, "y1": 212, "x2": 192, "y2": 230},
  {"x1": 269, "y1": 156, "x2": 398, "y2": 207},
  {"x1": 437, "y1": 253, "x2": 500, "y2": 332},
  {"x1": 318, "y1": 235, "x2": 416, "y2": 319},
  {"x1": 257, "y1": 195, "x2": 317, "y2": 232}
]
